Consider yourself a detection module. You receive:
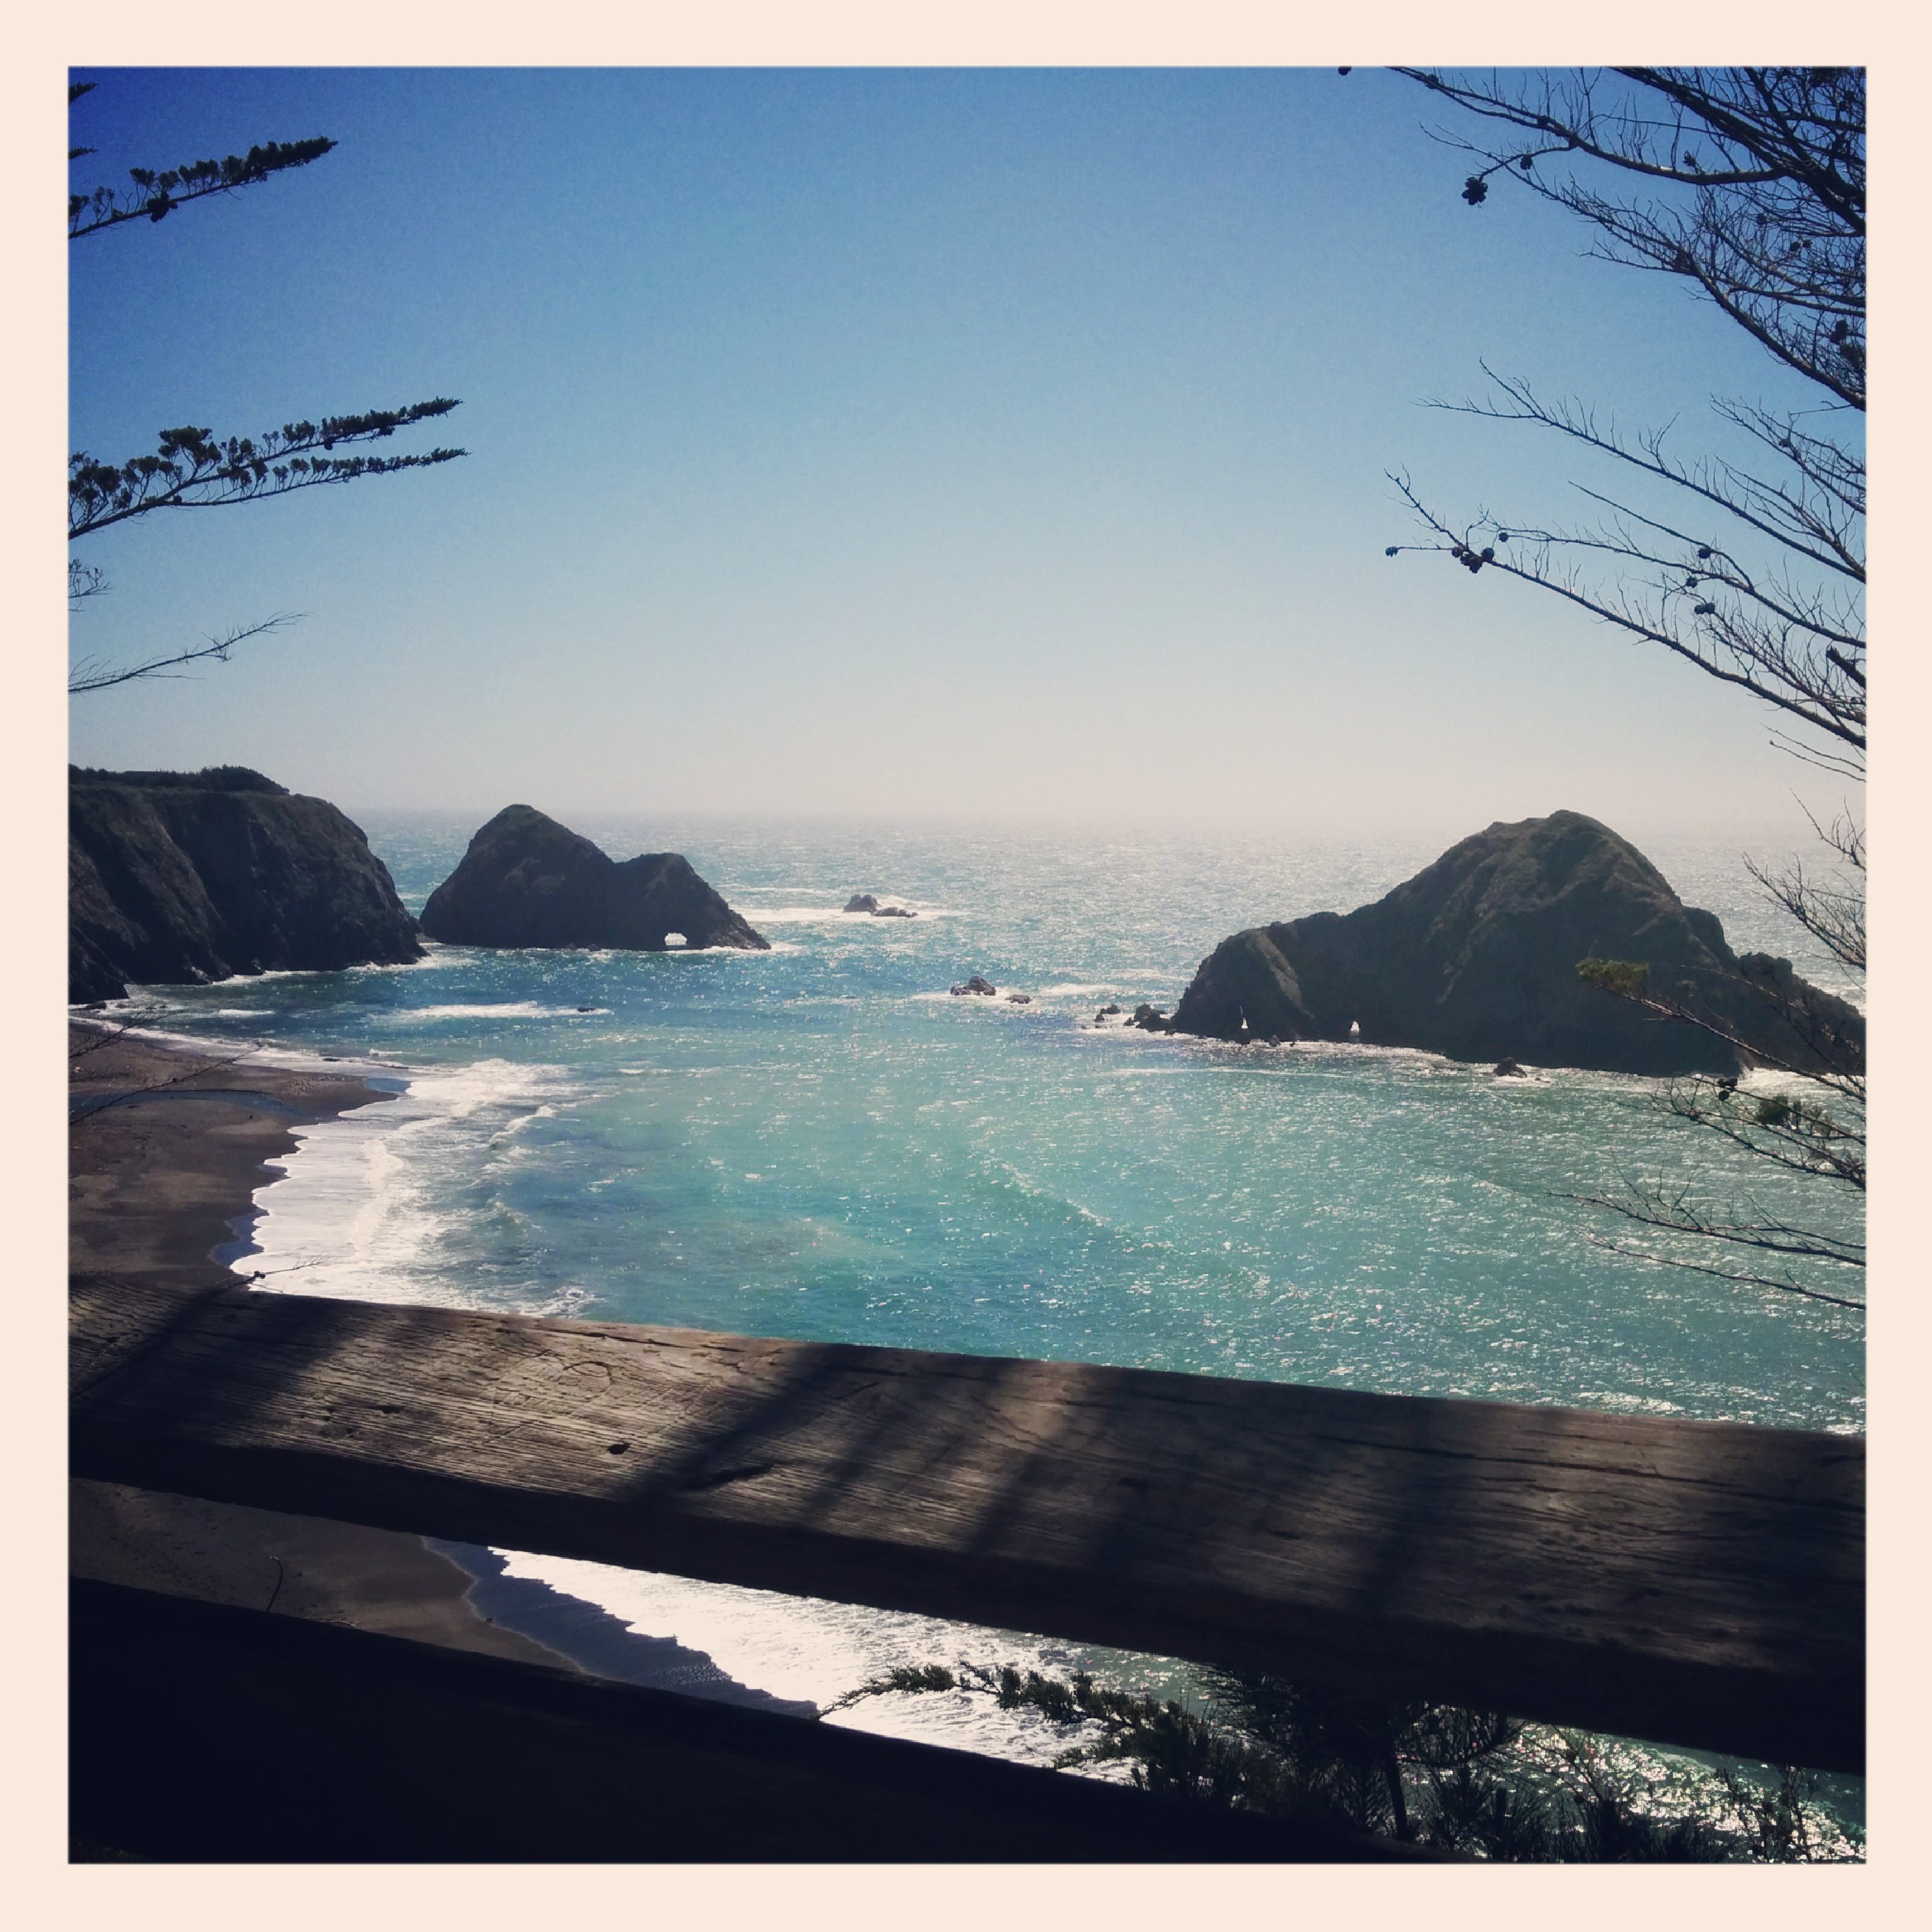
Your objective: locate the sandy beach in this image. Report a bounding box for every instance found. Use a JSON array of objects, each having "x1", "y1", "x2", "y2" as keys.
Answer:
[{"x1": 68, "y1": 1020, "x2": 573, "y2": 1672}]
